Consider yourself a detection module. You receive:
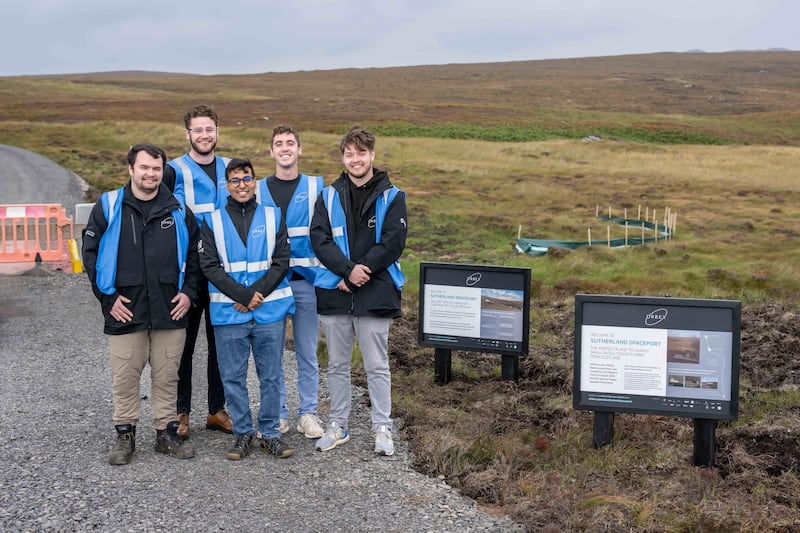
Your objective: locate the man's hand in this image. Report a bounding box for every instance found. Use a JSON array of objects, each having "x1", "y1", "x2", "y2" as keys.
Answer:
[
  {"x1": 110, "y1": 295, "x2": 134, "y2": 323},
  {"x1": 337, "y1": 279, "x2": 351, "y2": 293},
  {"x1": 348, "y1": 264, "x2": 372, "y2": 288},
  {"x1": 247, "y1": 291, "x2": 265, "y2": 311},
  {"x1": 170, "y1": 292, "x2": 191, "y2": 321},
  {"x1": 234, "y1": 302, "x2": 250, "y2": 313}
]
